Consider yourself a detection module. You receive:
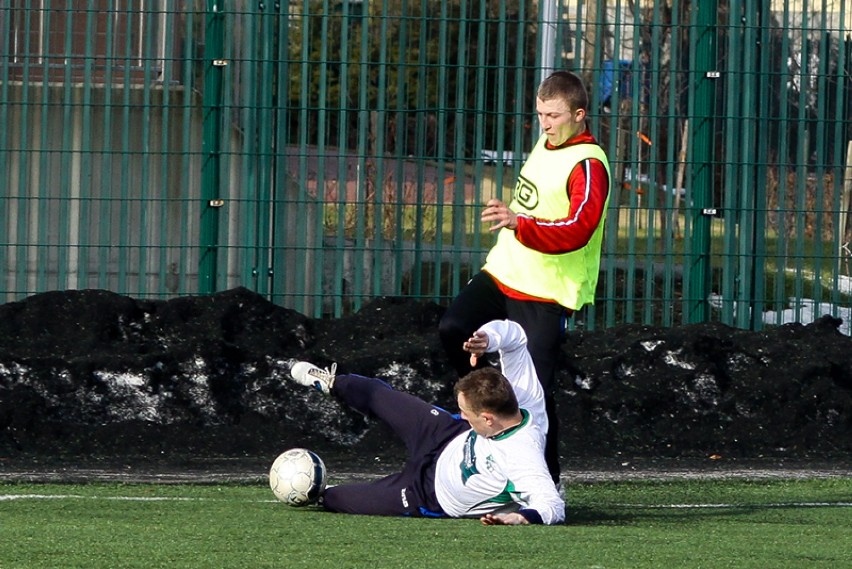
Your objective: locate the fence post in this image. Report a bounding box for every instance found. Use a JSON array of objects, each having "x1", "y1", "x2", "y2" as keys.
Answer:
[
  {"x1": 538, "y1": 0, "x2": 557, "y2": 76},
  {"x1": 200, "y1": 1, "x2": 226, "y2": 294},
  {"x1": 686, "y1": 0, "x2": 718, "y2": 323},
  {"x1": 841, "y1": 140, "x2": 852, "y2": 275}
]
